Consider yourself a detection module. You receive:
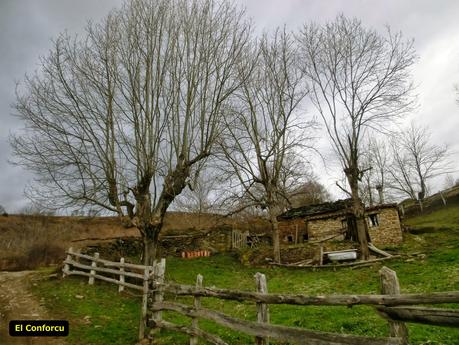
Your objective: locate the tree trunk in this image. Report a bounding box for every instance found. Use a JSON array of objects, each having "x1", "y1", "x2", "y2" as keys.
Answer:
[
  {"x1": 347, "y1": 172, "x2": 370, "y2": 260},
  {"x1": 269, "y1": 212, "x2": 281, "y2": 264},
  {"x1": 141, "y1": 224, "x2": 162, "y2": 266}
]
